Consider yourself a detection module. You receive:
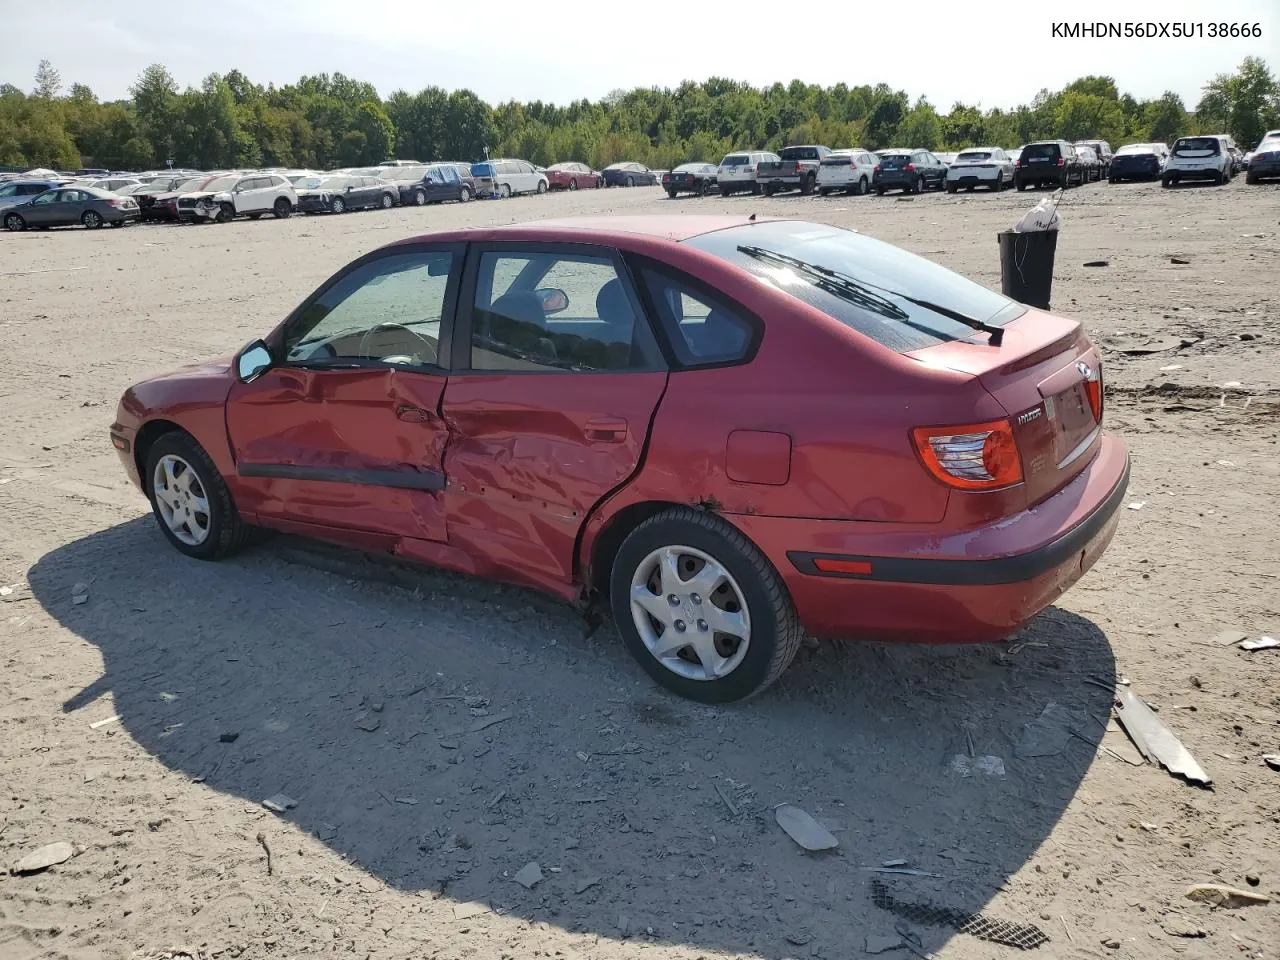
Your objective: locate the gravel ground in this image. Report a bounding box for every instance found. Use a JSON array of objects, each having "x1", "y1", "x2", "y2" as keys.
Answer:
[{"x1": 1, "y1": 179, "x2": 1278, "y2": 960}]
